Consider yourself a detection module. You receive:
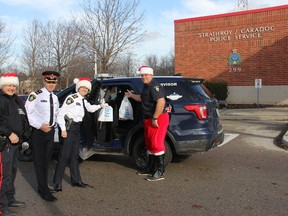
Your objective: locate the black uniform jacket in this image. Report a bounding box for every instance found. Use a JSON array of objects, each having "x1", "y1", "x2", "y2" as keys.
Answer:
[{"x1": 0, "y1": 90, "x2": 30, "y2": 141}]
